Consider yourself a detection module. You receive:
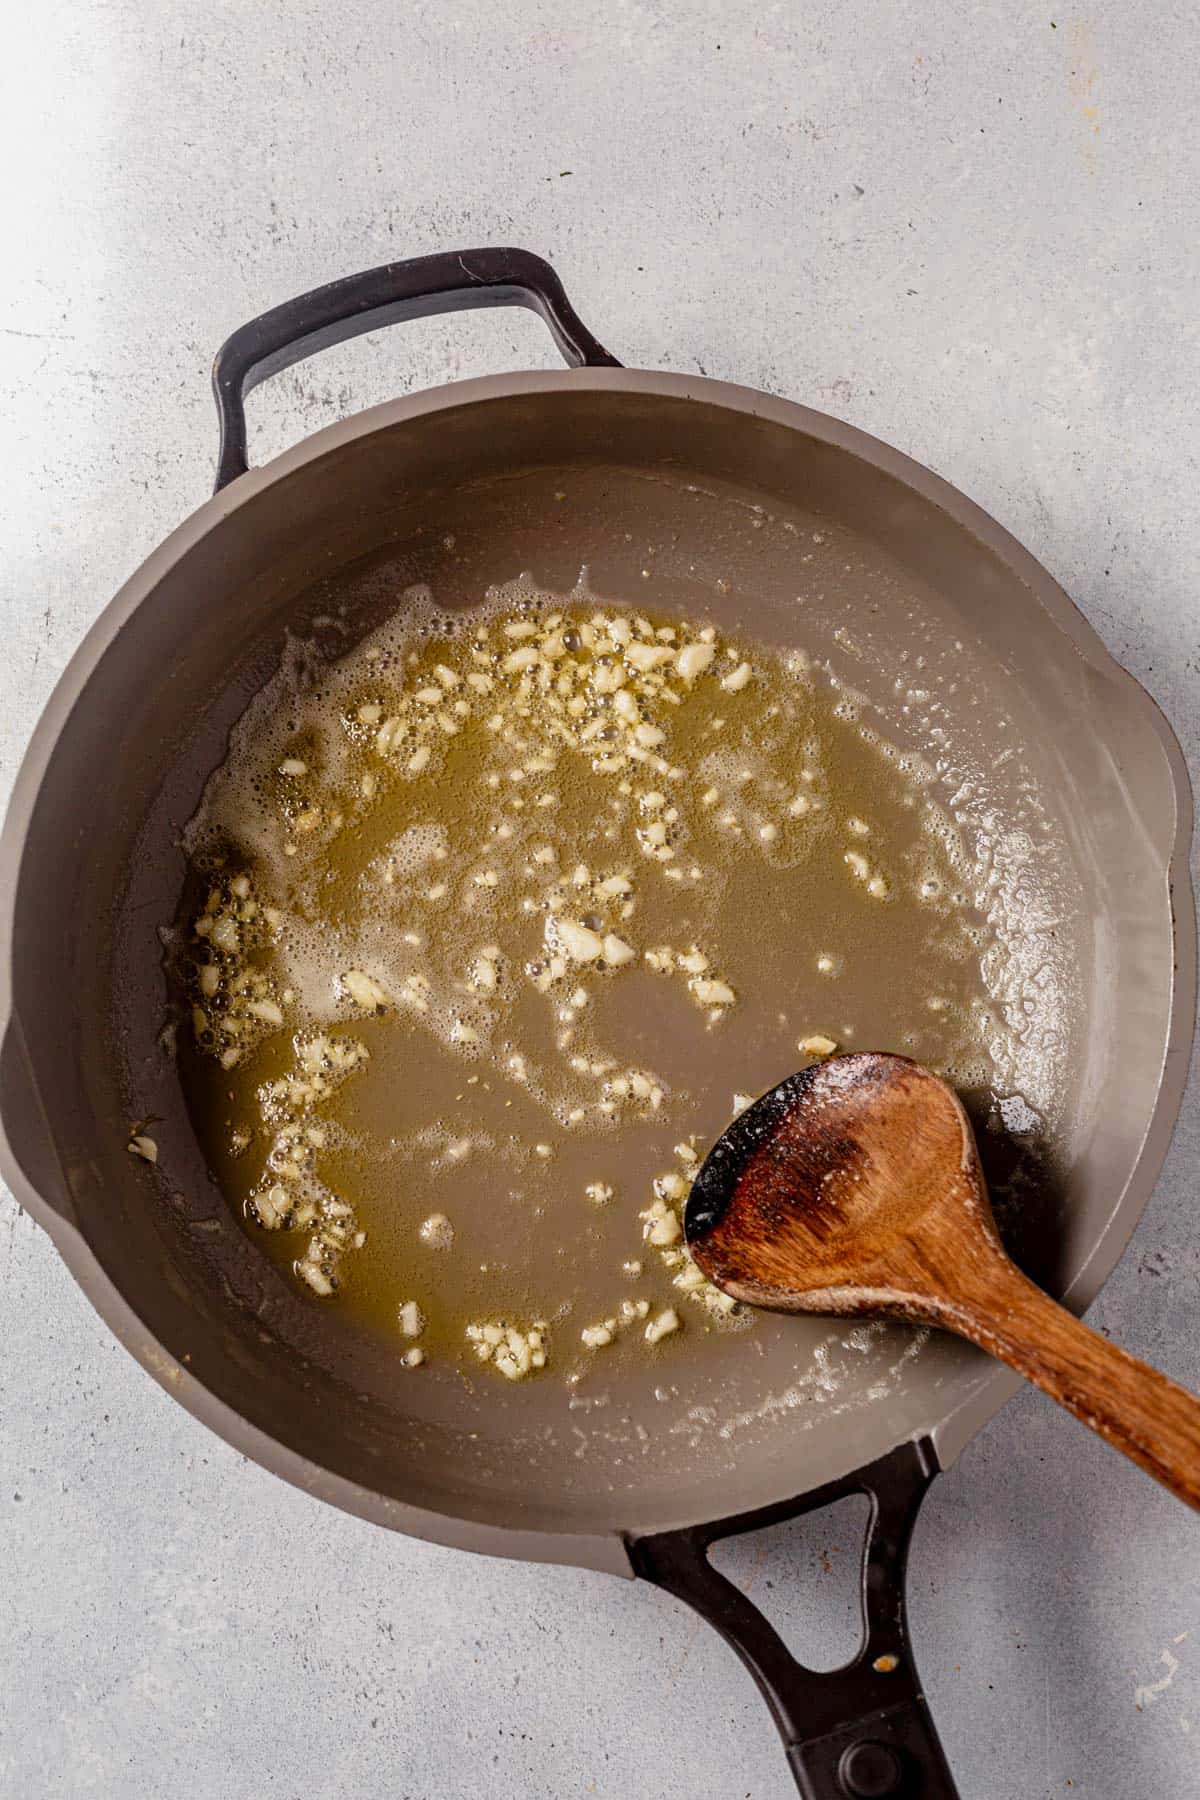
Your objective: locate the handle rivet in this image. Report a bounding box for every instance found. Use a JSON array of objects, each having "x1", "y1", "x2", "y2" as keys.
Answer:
[{"x1": 838, "y1": 1738, "x2": 903, "y2": 1798}]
